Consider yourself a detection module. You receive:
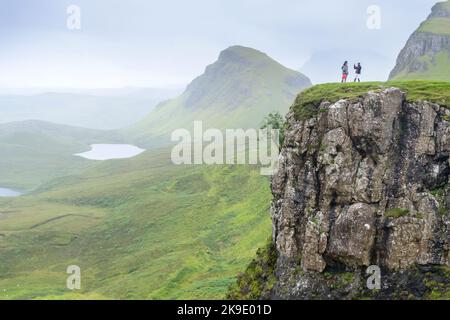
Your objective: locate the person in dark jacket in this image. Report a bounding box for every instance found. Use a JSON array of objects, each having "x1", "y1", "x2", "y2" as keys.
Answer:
[
  {"x1": 341, "y1": 61, "x2": 349, "y2": 83},
  {"x1": 354, "y1": 62, "x2": 362, "y2": 82}
]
